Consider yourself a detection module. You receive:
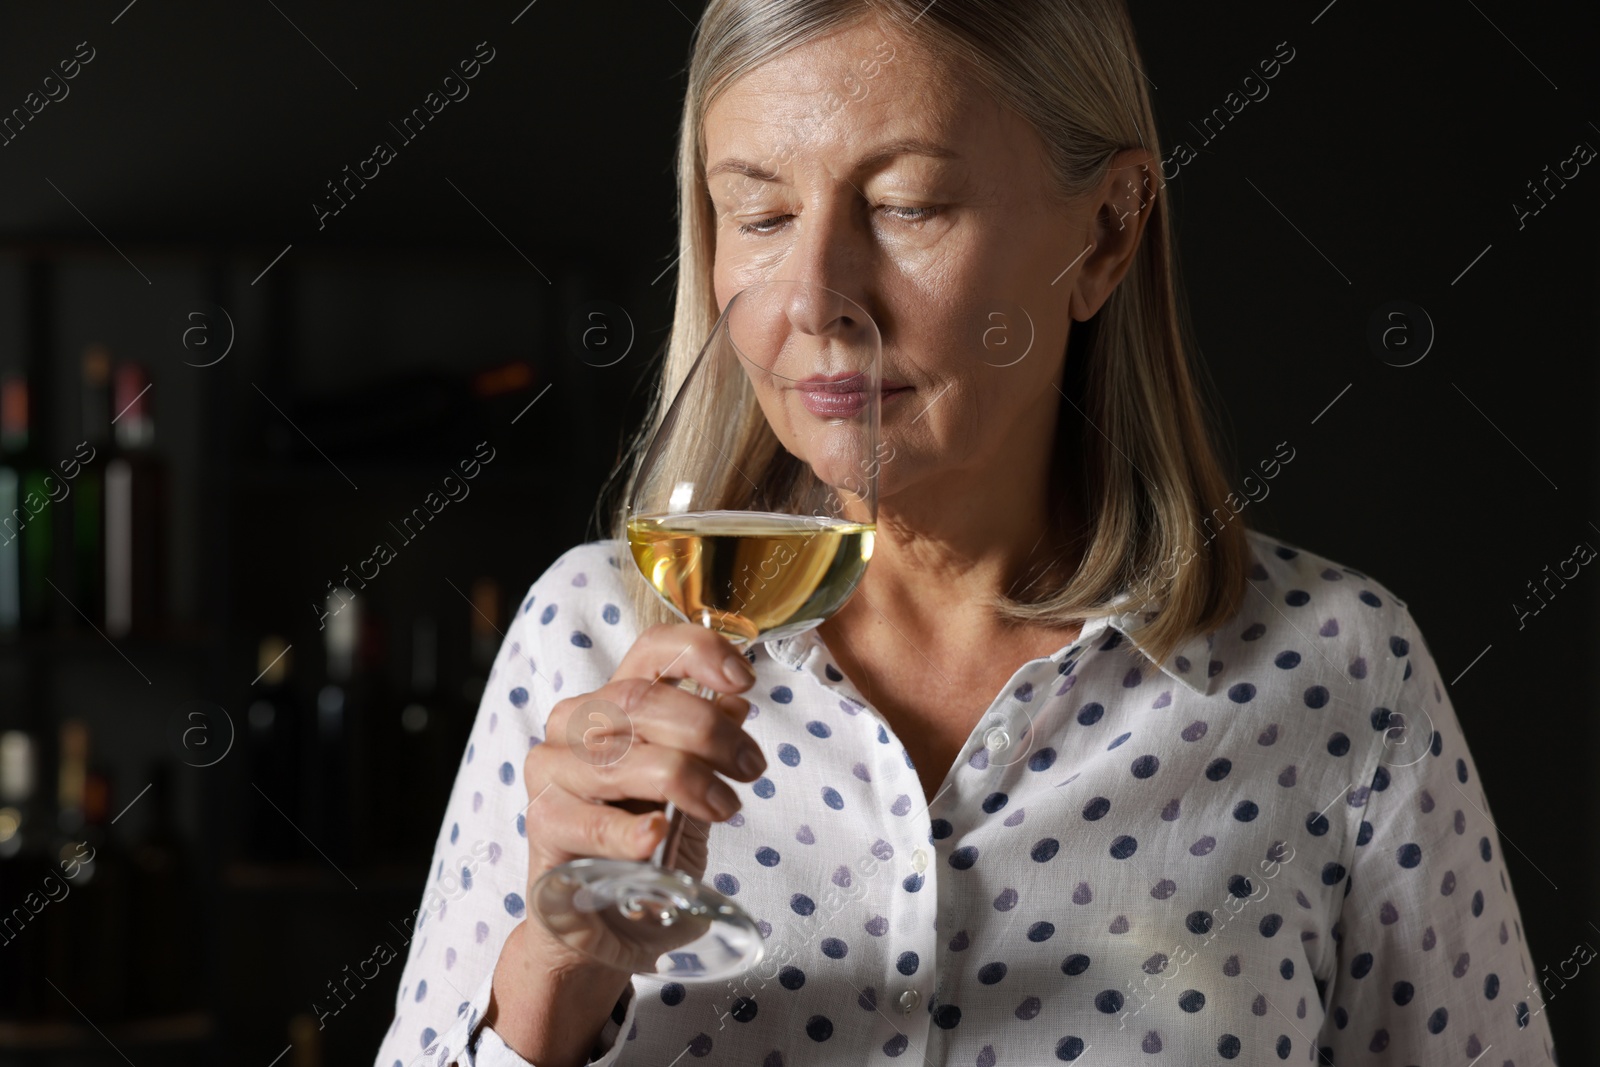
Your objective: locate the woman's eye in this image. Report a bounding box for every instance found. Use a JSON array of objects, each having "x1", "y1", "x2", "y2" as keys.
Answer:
[
  {"x1": 878, "y1": 204, "x2": 939, "y2": 224},
  {"x1": 734, "y1": 204, "x2": 940, "y2": 236},
  {"x1": 736, "y1": 215, "x2": 793, "y2": 236}
]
